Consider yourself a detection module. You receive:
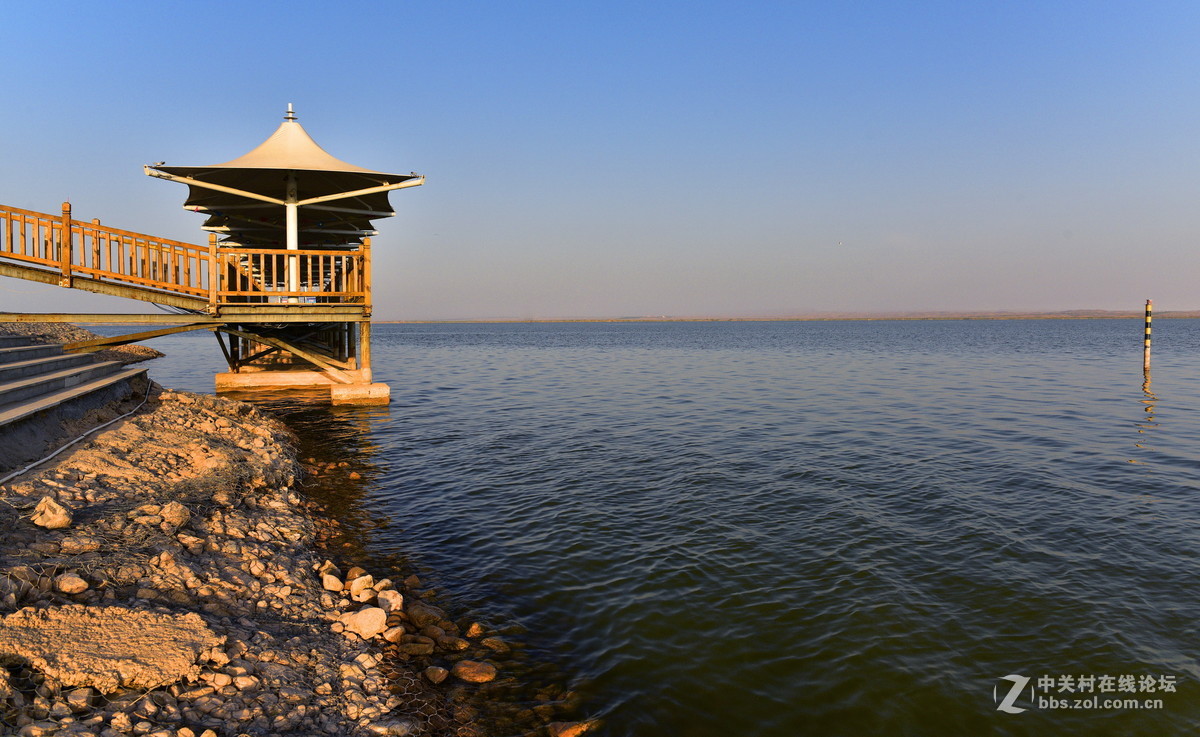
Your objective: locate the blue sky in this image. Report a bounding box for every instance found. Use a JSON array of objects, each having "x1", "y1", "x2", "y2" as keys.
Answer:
[{"x1": 2, "y1": 1, "x2": 1199, "y2": 319}]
